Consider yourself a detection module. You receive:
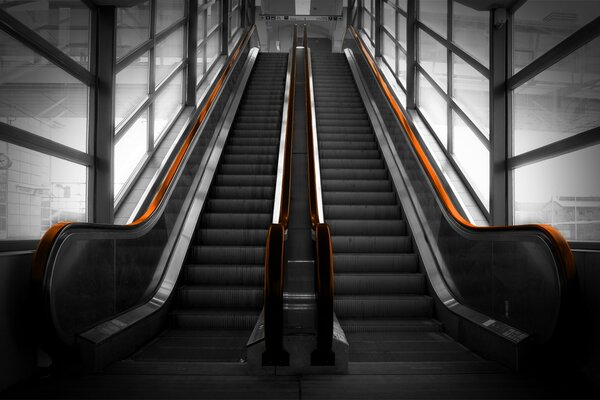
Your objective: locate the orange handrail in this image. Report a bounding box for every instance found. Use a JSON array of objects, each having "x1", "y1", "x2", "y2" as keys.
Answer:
[
  {"x1": 32, "y1": 26, "x2": 256, "y2": 294},
  {"x1": 348, "y1": 26, "x2": 575, "y2": 285}
]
